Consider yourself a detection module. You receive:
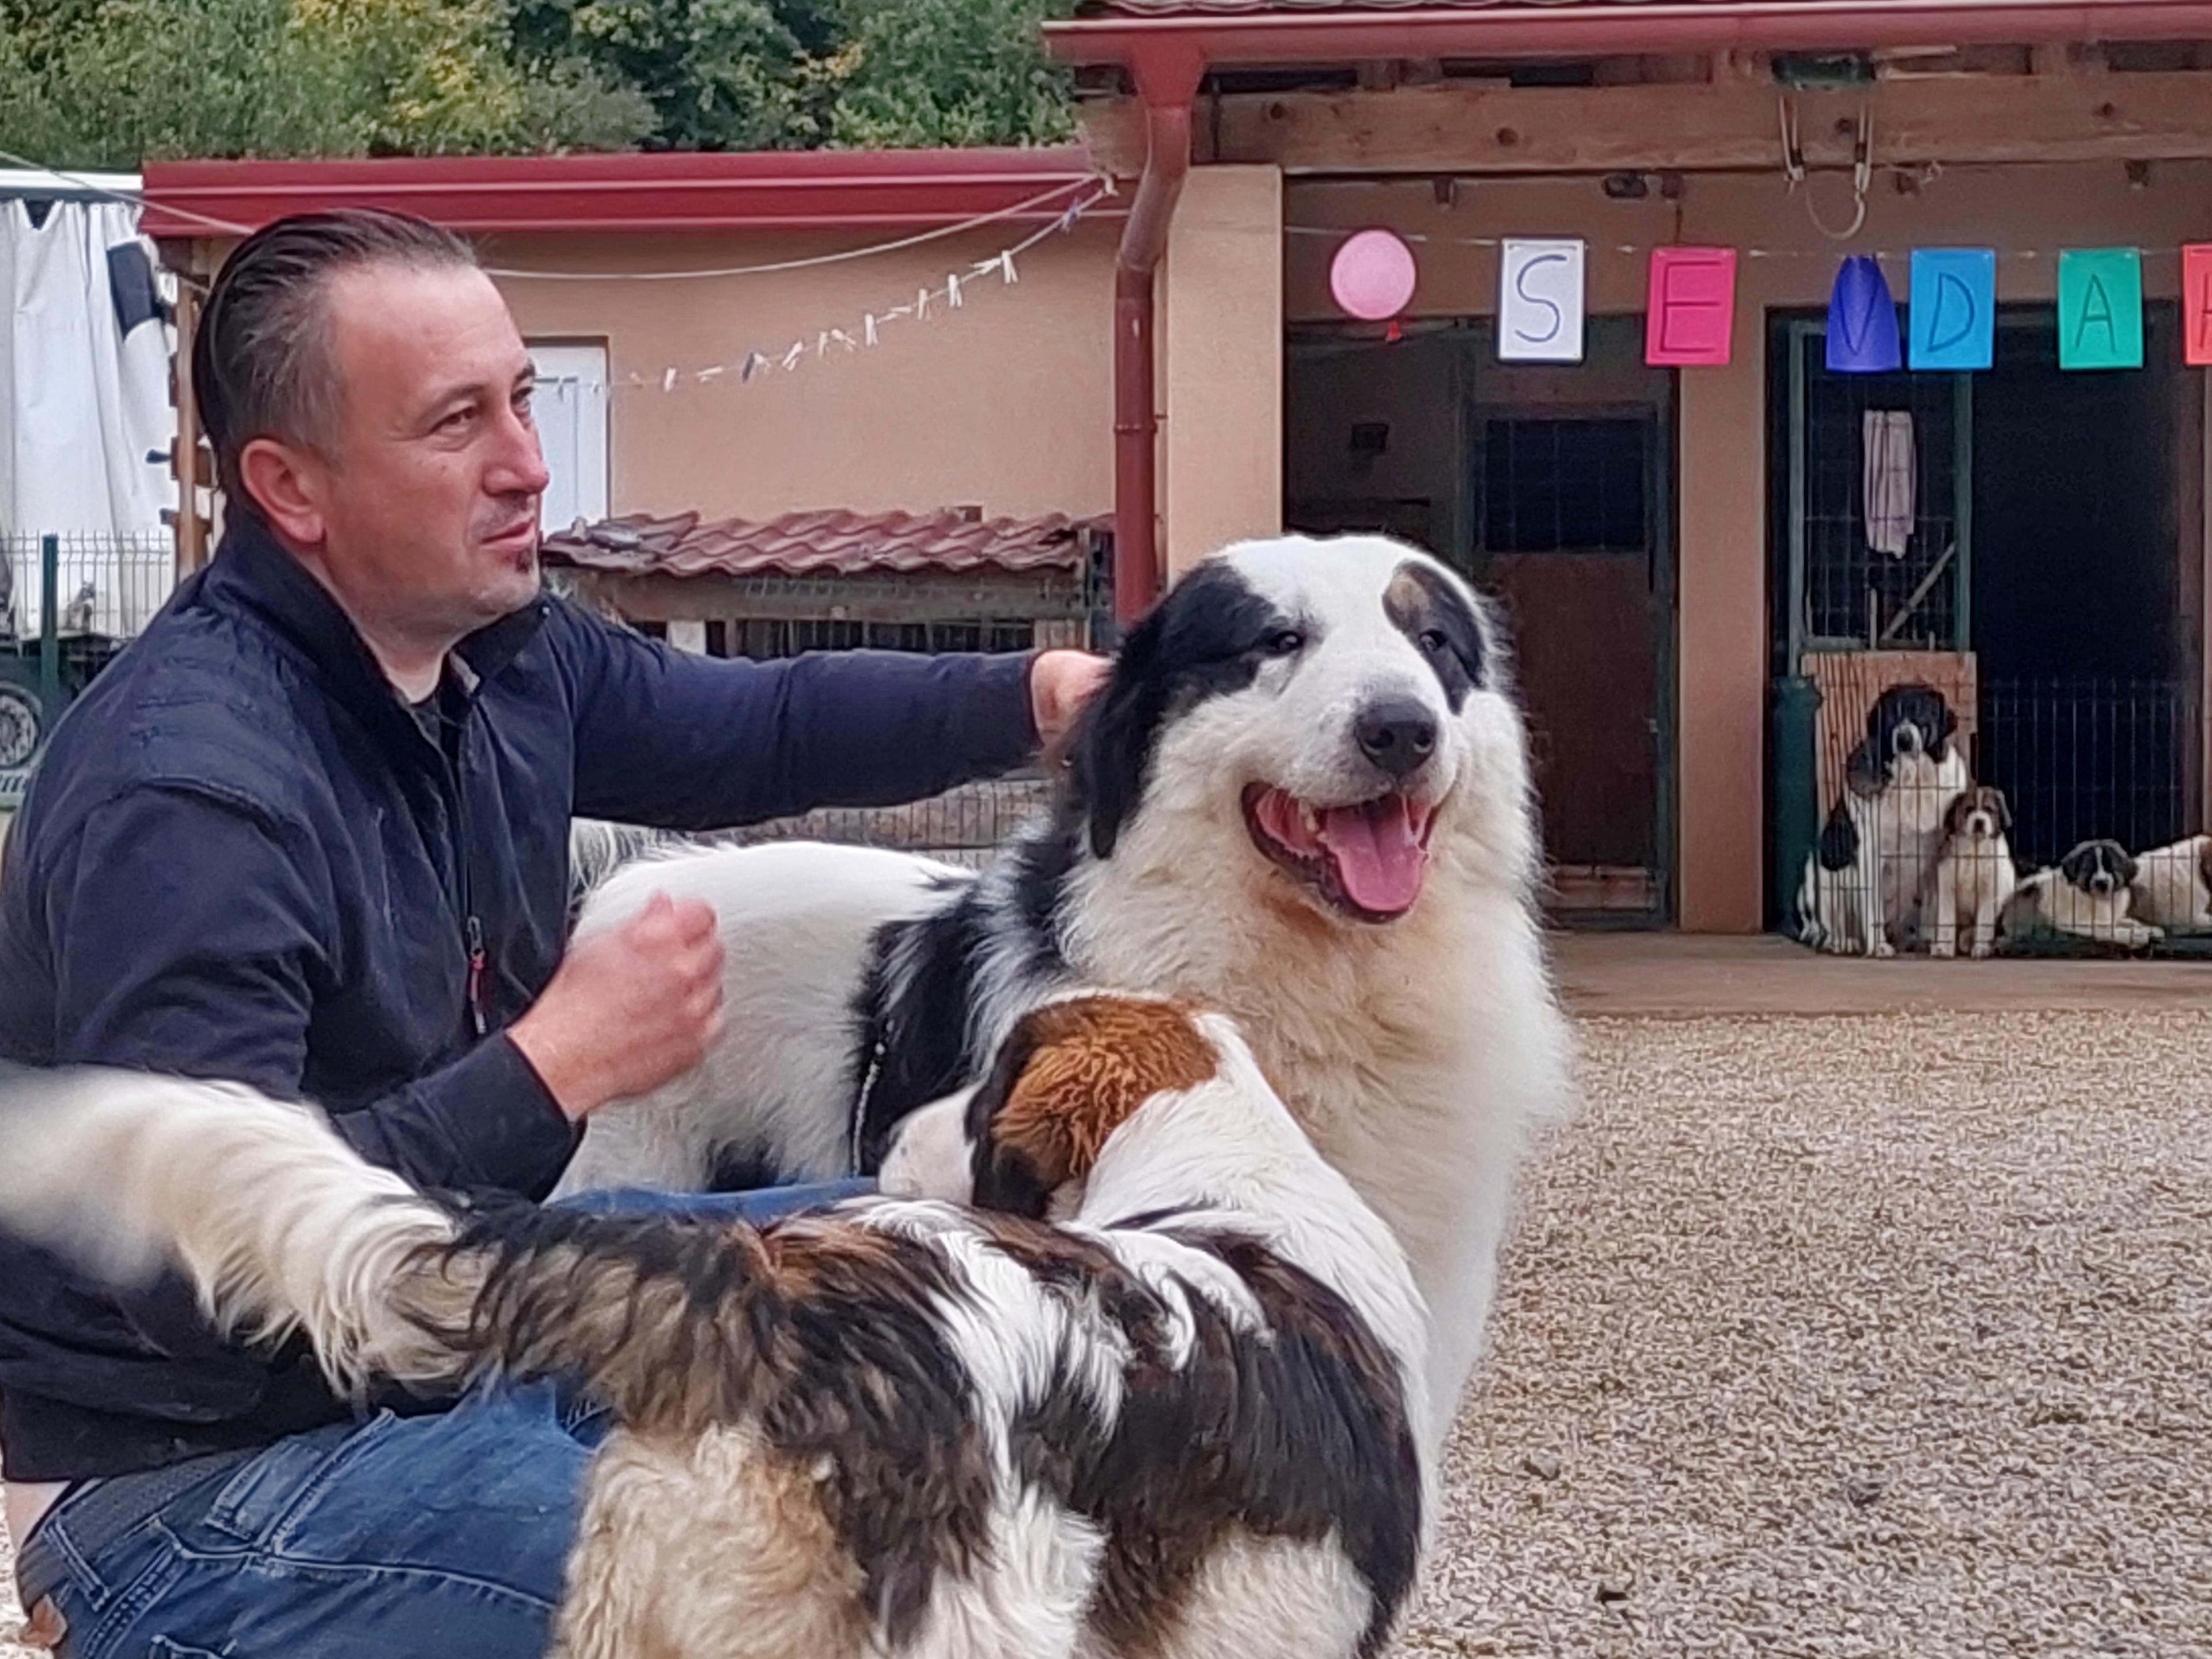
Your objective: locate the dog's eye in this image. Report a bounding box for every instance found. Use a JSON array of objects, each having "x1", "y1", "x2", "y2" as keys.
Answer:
[
  {"x1": 1418, "y1": 628, "x2": 1448, "y2": 654},
  {"x1": 1263, "y1": 629, "x2": 1305, "y2": 657}
]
